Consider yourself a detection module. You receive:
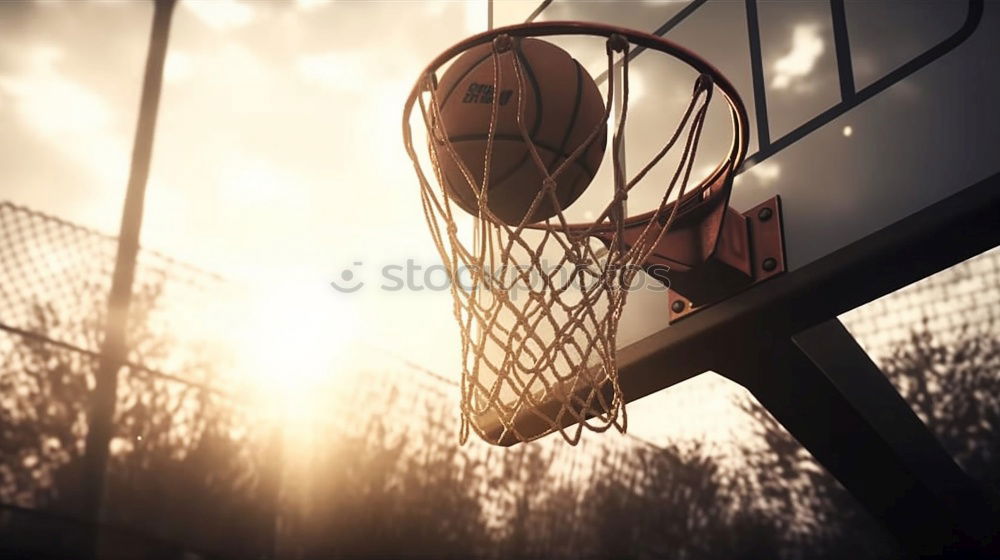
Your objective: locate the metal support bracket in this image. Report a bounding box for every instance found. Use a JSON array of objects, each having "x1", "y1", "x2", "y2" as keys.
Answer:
[
  {"x1": 666, "y1": 196, "x2": 785, "y2": 322},
  {"x1": 717, "y1": 319, "x2": 1000, "y2": 558}
]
